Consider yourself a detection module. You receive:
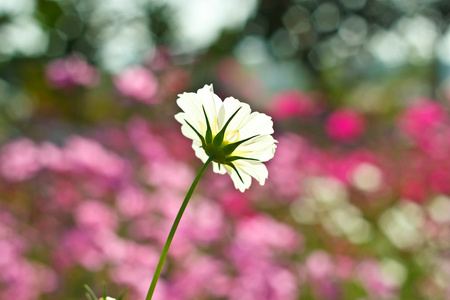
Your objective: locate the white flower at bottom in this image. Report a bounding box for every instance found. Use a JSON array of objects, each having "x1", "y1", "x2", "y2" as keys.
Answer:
[{"x1": 175, "y1": 84, "x2": 277, "y2": 192}]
